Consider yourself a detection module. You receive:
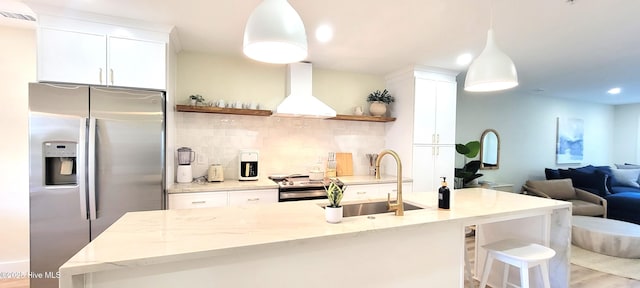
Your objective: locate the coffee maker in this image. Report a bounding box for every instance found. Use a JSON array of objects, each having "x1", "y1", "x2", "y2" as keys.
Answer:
[
  {"x1": 176, "y1": 147, "x2": 195, "y2": 183},
  {"x1": 238, "y1": 150, "x2": 258, "y2": 181}
]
